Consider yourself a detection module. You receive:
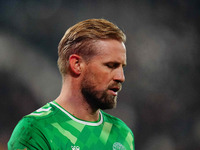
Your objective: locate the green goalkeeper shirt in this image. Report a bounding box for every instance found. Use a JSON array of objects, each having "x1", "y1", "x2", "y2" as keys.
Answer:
[{"x1": 8, "y1": 101, "x2": 135, "y2": 150}]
